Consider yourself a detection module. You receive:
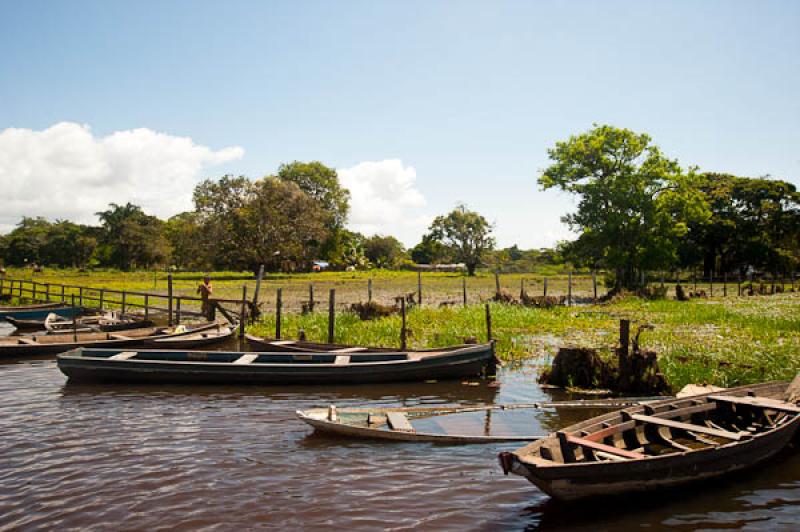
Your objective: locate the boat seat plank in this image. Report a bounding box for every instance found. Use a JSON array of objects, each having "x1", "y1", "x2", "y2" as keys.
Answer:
[
  {"x1": 17, "y1": 338, "x2": 38, "y2": 345},
  {"x1": 334, "y1": 355, "x2": 351, "y2": 365},
  {"x1": 331, "y1": 347, "x2": 368, "y2": 353},
  {"x1": 709, "y1": 394, "x2": 800, "y2": 414},
  {"x1": 270, "y1": 340, "x2": 297, "y2": 346},
  {"x1": 109, "y1": 334, "x2": 133, "y2": 341},
  {"x1": 109, "y1": 351, "x2": 137, "y2": 361},
  {"x1": 632, "y1": 414, "x2": 746, "y2": 440},
  {"x1": 233, "y1": 354, "x2": 259, "y2": 365},
  {"x1": 584, "y1": 420, "x2": 636, "y2": 442},
  {"x1": 386, "y1": 412, "x2": 414, "y2": 432},
  {"x1": 565, "y1": 434, "x2": 645, "y2": 459}
]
